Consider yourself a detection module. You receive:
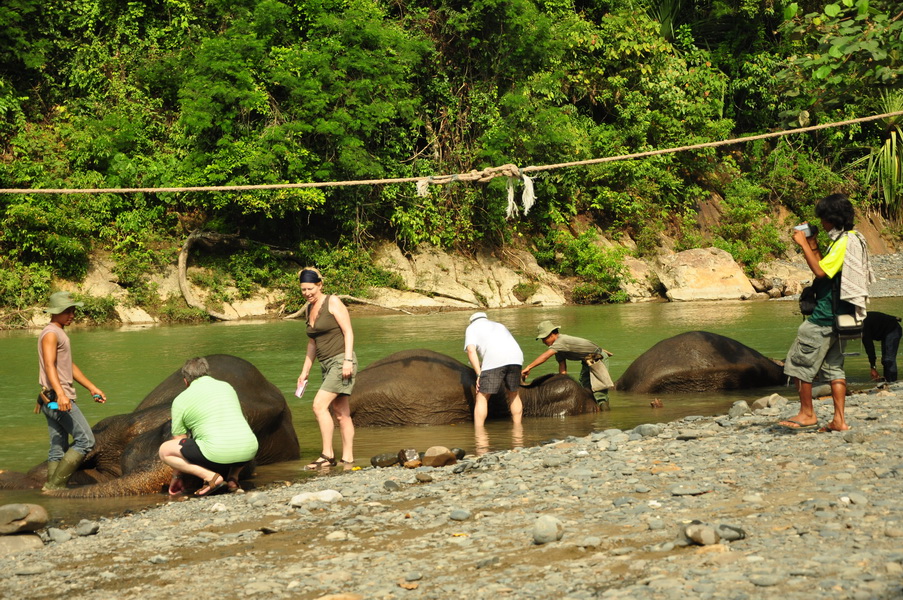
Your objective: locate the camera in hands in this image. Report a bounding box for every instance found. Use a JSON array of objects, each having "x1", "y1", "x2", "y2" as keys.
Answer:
[{"x1": 794, "y1": 223, "x2": 818, "y2": 238}]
